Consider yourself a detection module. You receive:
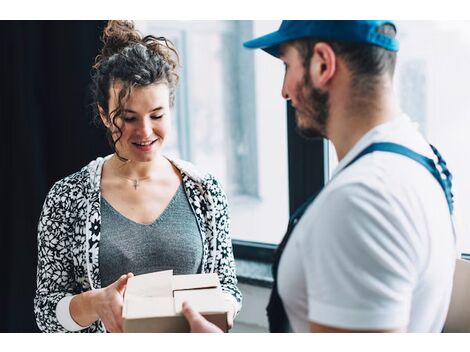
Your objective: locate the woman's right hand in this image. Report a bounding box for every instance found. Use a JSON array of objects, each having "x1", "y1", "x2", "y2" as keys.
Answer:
[
  {"x1": 92, "y1": 273, "x2": 134, "y2": 332},
  {"x1": 70, "y1": 272, "x2": 133, "y2": 332}
]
